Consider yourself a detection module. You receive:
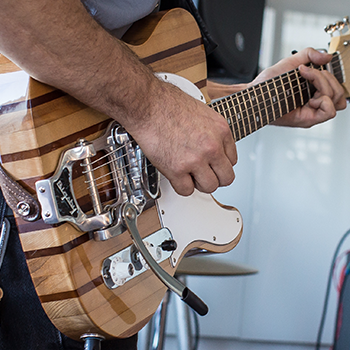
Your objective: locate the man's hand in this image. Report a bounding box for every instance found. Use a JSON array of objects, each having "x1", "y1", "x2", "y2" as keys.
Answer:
[
  {"x1": 251, "y1": 48, "x2": 347, "y2": 127},
  {"x1": 207, "y1": 48, "x2": 347, "y2": 128},
  {"x1": 125, "y1": 78, "x2": 237, "y2": 196}
]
